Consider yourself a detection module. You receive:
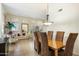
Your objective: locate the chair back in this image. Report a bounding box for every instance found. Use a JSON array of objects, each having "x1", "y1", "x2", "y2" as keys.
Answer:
[
  {"x1": 48, "y1": 31, "x2": 53, "y2": 40},
  {"x1": 40, "y1": 32, "x2": 49, "y2": 56},
  {"x1": 64, "y1": 33, "x2": 78, "y2": 56},
  {"x1": 55, "y1": 31, "x2": 64, "y2": 41},
  {"x1": 34, "y1": 32, "x2": 40, "y2": 54},
  {"x1": 37, "y1": 32, "x2": 41, "y2": 42}
]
